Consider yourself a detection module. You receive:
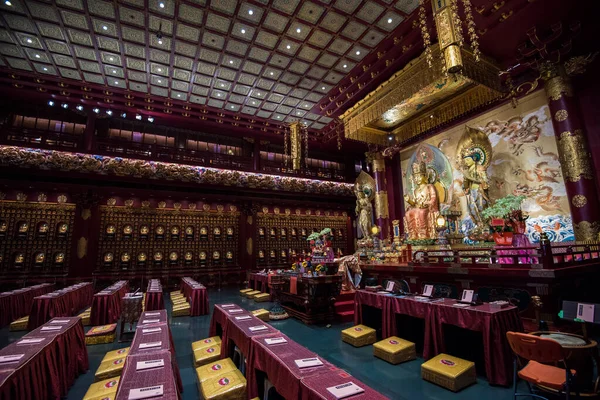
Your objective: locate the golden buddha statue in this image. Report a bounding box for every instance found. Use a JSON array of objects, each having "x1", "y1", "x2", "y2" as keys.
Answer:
[
  {"x1": 55, "y1": 253, "x2": 64, "y2": 263},
  {"x1": 58, "y1": 223, "x2": 68, "y2": 233},
  {"x1": 185, "y1": 252, "x2": 193, "y2": 261},
  {"x1": 140, "y1": 225, "x2": 149, "y2": 235},
  {"x1": 121, "y1": 252, "x2": 130, "y2": 262},
  {"x1": 169, "y1": 252, "x2": 178, "y2": 261},
  {"x1": 38, "y1": 223, "x2": 49, "y2": 233},
  {"x1": 15, "y1": 253, "x2": 24, "y2": 264},
  {"x1": 35, "y1": 252, "x2": 45, "y2": 263},
  {"x1": 104, "y1": 252, "x2": 113, "y2": 262},
  {"x1": 200, "y1": 252, "x2": 207, "y2": 260},
  {"x1": 138, "y1": 252, "x2": 147, "y2": 262},
  {"x1": 227, "y1": 227, "x2": 234, "y2": 235},
  {"x1": 18, "y1": 222, "x2": 28, "y2": 233},
  {"x1": 403, "y1": 161, "x2": 440, "y2": 240},
  {"x1": 213, "y1": 251, "x2": 220, "y2": 260},
  {"x1": 154, "y1": 252, "x2": 163, "y2": 261},
  {"x1": 186, "y1": 226, "x2": 194, "y2": 235},
  {"x1": 0, "y1": 221, "x2": 7, "y2": 232}
]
